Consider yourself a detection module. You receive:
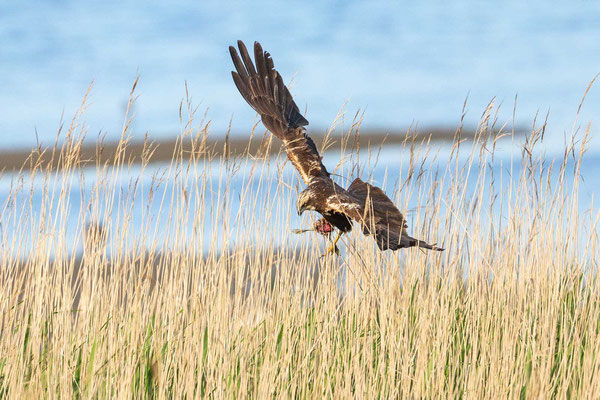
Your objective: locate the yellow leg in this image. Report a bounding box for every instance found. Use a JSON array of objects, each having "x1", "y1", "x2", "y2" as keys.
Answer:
[{"x1": 326, "y1": 231, "x2": 342, "y2": 255}]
